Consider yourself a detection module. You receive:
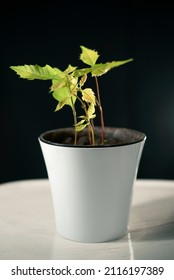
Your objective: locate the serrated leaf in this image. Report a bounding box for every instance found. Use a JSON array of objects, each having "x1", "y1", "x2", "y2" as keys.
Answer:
[
  {"x1": 91, "y1": 59, "x2": 133, "y2": 76},
  {"x1": 87, "y1": 103, "x2": 96, "y2": 119},
  {"x1": 80, "y1": 46, "x2": 99, "y2": 66},
  {"x1": 73, "y1": 67, "x2": 92, "y2": 77},
  {"x1": 51, "y1": 75, "x2": 78, "y2": 94},
  {"x1": 64, "y1": 64, "x2": 77, "y2": 74},
  {"x1": 52, "y1": 86, "x2": 70, "y2": 101},
  {"x1": 74, "y1": 58, "x2": 133, "y2": 78},
  {"x1": 79, "y1": 74, "x2": 87, "y2": 87},
  {"x1": 50, "y1": 78, "x2": 66, "y2": 91},
  {"x1": 78, "y1": 115, "x2": 88, "y2": 120},
  {"x1": 82, "y1": 88, "x2": 96, "y2": 105},
  {"x1": 10, "y1": 64, "x2": 64, "y2": 80},
  {"x1": 68, "y1": 75, "x2": 78, "y2": 94},
  {"x1": 54, "y1": 97, "x2": 72, "y2": 111},
  {"x1": 76, "y1": 119, "x2": 85, "y2": 125},
  {"x1": 52, "y1": 87, "x2": 76, "y2": 109},
  {"x1": 75, "y1": 120, "x2": 89, "y2": 132}
]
